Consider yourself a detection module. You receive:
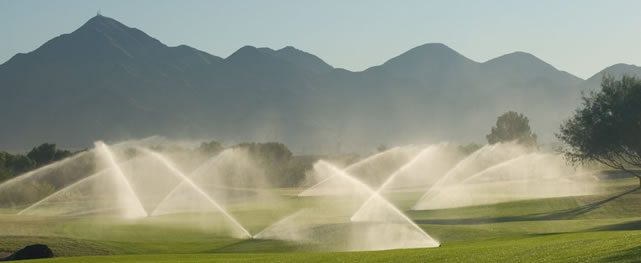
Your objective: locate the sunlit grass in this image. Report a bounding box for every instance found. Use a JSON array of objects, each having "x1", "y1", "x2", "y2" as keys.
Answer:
[{"x1": 2, "y1": 175, "x2": 641, "y2": 262}]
